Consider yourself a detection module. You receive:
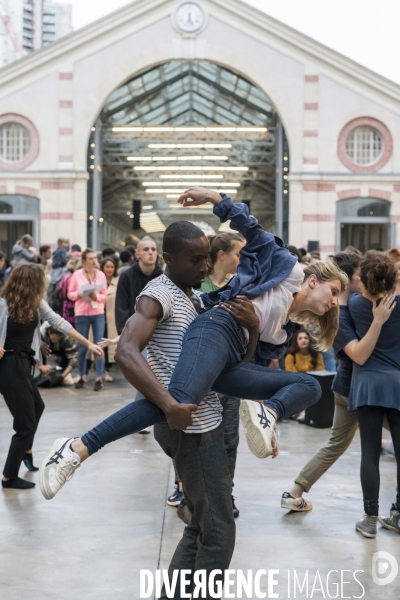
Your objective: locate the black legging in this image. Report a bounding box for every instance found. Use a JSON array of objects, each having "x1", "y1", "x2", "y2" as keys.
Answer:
[{"x1": 358, "y1": 405, "x2": 400, "y2": 516}]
